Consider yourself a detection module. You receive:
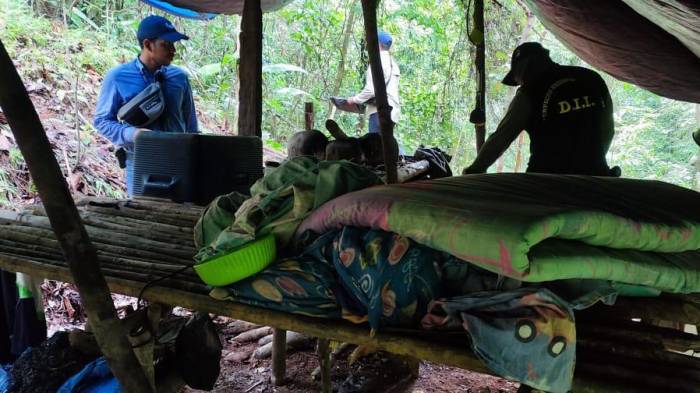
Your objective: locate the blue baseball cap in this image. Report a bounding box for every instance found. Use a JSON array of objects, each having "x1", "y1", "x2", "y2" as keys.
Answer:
[
  {"x1": 378, "y1": 31, "x2": 393, "y2": 48},
  {"x1": 137, "y1": 15, "x2": 189, "y2": 44}
]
